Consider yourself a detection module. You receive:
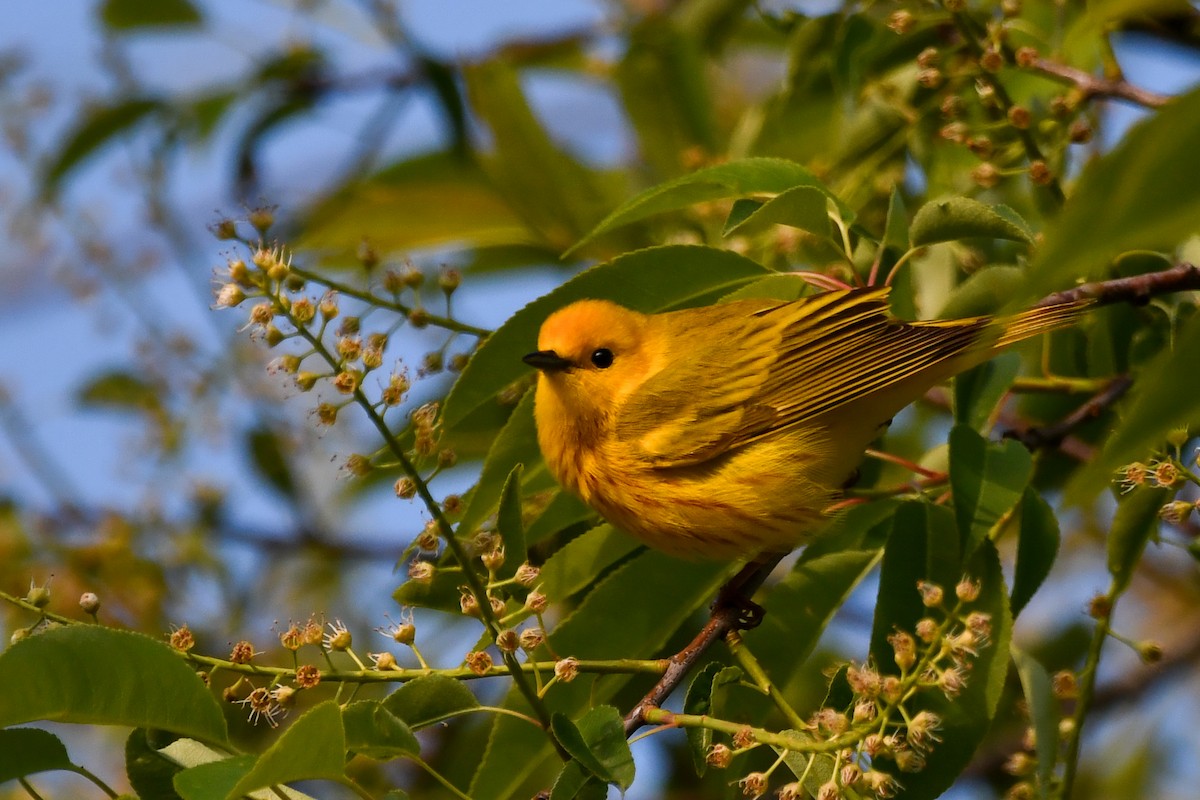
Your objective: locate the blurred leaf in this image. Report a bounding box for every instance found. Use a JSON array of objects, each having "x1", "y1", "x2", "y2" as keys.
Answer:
[
  {"x1": 442, "y1": 245, "x2": 770, "y2": 432},
  {"x1": 391, "y1": 560, "x2": 463, "y2": 613},
  {"x1": 383, "y1": 674, "x2": 480, "y2": 730},
  {"x1": 465, "y1": 59, "x2": 617, "y2": 250},
  {"x1": 571, "y1": 158, "x2": 846, "y2": 253},
  {"x1": 228, "y1": 701, "x2": 347, "y2": 797},
  {"x1": 77, "y1": 370, "x2": 161, "y2": 412},
  {"x1": 342, "y1": 701, "x2": 420, "y2": 760},
  {"x1": 299, "y1": 151, "x2": 539, "y2": 260},
  {"x1": 937, "y1": 266, "x2": 1026, "y2": 319},
  {"x1": 495, "y1": 464, "x2": 527, "y2": 578},
  {"x1": 683, "y1": 662, "x2": 724, "y2": 775},
  {"x1": 911, "y1": 198, "x2": 1033, "y2": 248},
  {"x1": 42, "y1": 98, "x2": 163, "y2": 193},
  {"x1": 246, "y1": 426, "x2": 298, "y2": 501},
  {"x1": 524, "y1": 491, "x2": 596, "y2": 547},
  {"x1": 0, "y1": 626, "x2": 227, "y2": 746},
  {"x1": 949, "y1": 425, "x2": 1033, "y2": 555},
  {"x1": 1011, "y1": 488, "x2": 1061, "y2": 618},
  {"x1": 722, "y1": 185, "x2": 835, "y2": 241},
  {"x1": 953, "y1": 353, "x2": 1020, "y2": 429},
  {"x1": 1012, "y1": 647, "x2": 1059, "y2": 794},
  {"x1": 1025, "y1": 84, "x2": 1200, "y2": 302},
  {"x1": 1107, "y1": 486, "x2": 1171, "y2": 593},
  {"x1": 616, "y1": 19, "x2": 716, "y2": 179},
  {"x1": 184, "y1": 90, "x2": 238, "y2": 142},
  {"x1": 455, "y1": 391, "x2": 543, "y2": 540},
  {"x1": 99, "y1": 0, "x2": 201, "y2": 29},
  {"x1": 882, "y1": 185, "x2": 910, "y2": 253},
  {"x1": 1066, "y1": 311, "x2": 1200, "y2": 501},
  {"x1": 551, "y1": 707, "x2": 633, "y2": 789},
  {"x1": 0, "y1": 728, "x2": 73, "y2": 783},
  {"x1": 126, "y1": 729, "x2": 184, "y2": 800}
]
